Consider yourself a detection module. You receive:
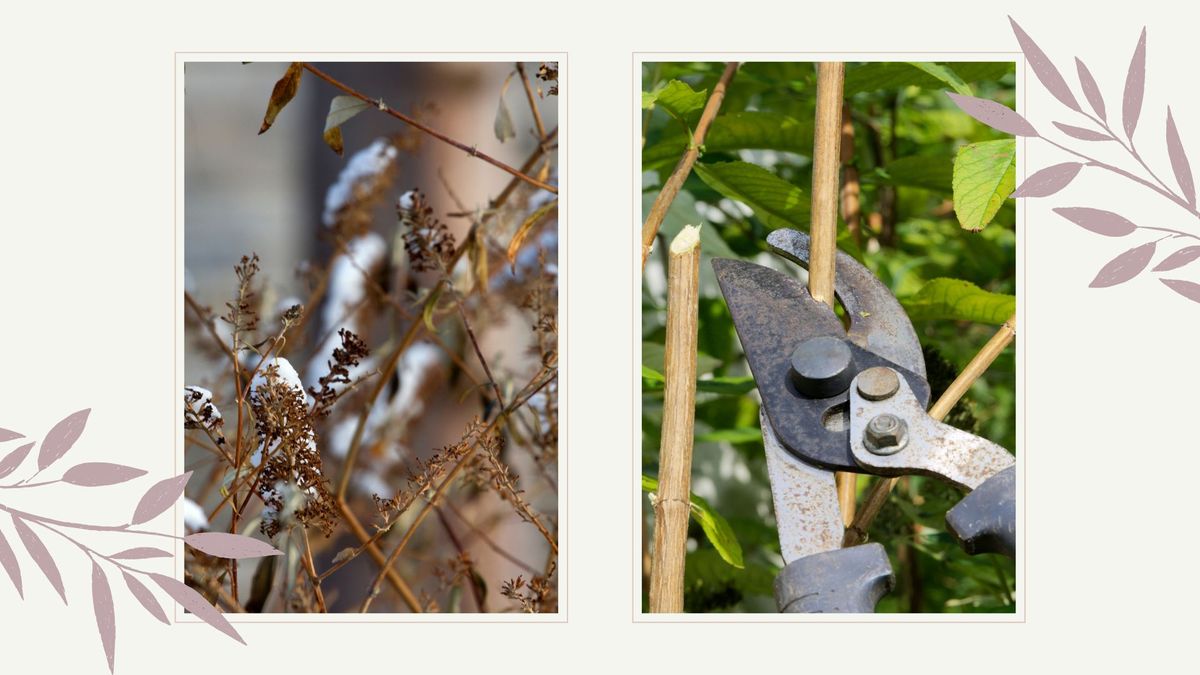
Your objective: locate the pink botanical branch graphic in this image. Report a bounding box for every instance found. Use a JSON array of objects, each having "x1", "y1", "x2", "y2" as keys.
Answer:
[
  {"x1": 0, "y1": 409, "x2": 281, "y2": 673},
  {"x1": 947, "y1": 17, "x2": 1200, "y2": 303}
]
